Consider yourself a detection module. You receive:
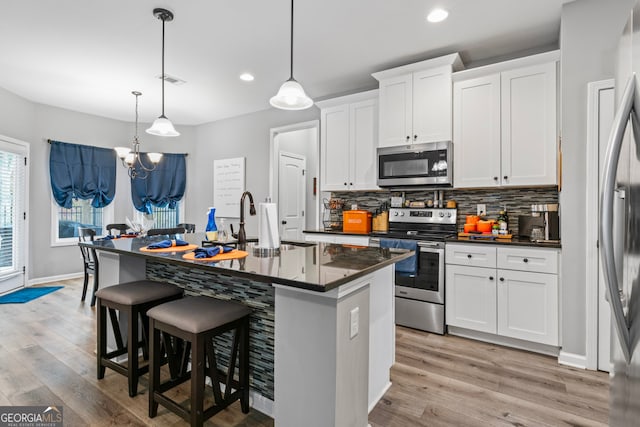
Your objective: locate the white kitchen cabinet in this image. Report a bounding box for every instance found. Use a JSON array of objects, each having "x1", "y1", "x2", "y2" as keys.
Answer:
[
  {"x1": 453, "y1": 52, "x2": 558, "y2": 188},
  {"x1": 497, "y1": 269, "x2": 558, "y2": 345},
  {"x1": 318, "y1": 91, "x2": 378, "y2": 191},
  {"x1": 446, "y1": 264, "x2": 497, "y2": 333},
  {"x1": 445, "y1": 243, "x2": 559, "y2": 346},
  {"x1": 372, "y1": 53, "x2": 463, "y2": 147}
]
